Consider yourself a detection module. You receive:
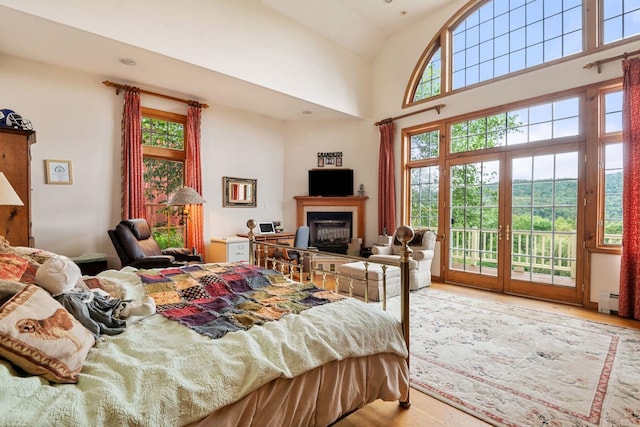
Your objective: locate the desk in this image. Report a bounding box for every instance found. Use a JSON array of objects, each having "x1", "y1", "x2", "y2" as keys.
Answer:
[{"x1": 237, "y1": 232, "x2": 295, "y2": 266}]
